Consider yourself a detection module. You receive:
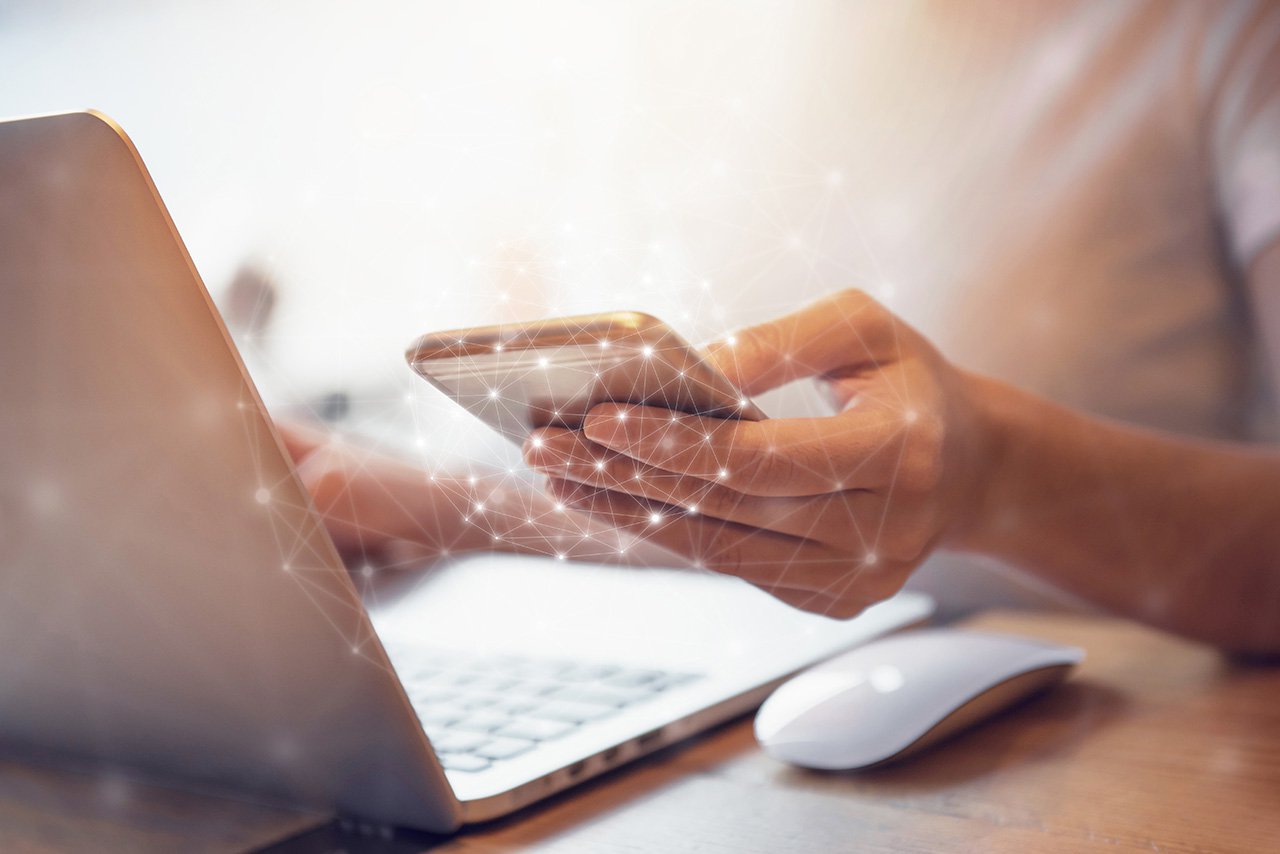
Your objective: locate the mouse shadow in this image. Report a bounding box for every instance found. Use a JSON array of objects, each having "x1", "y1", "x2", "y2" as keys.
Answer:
[{"x1": 777, "y1": 678, "x2": 1127, "y2": 794}]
